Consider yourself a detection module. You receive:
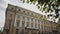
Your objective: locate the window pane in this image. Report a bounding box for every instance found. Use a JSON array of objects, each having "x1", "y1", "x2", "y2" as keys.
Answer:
[
  {"x1": 35, "y1": 23, "x2": 37, "y2": 28},
  {"x1": 16, "y1": 20, "x2": 20, "y2": 27},
  {"x1": 17, "y1": 15, "x2": 20, "y2": 18},
  {"x1": 22, "y1": 21, "x2": 25, "y2": 27},
  {"x1": 10, "y1": 14, "x2": 12, "y2": 19},
  {"x1": 31, "y1": 18, "x2": 33, "y2": 21},
  {"x1": 31, "y1": 23, "x2": 33, "y2": 27},
  {"x1": 27, "y1": 22, "x2": 29, "y2": 27},
  {"x1": 9, "y1": 19, "x2": 11, "y2": 29},
  {"x1": 38, "y1": 24, "x2": 40, "y2": 29},
  {"x1": 15, "y1": 29, "x2": 19, "y2": 34},
  {"x1": 7, "y1": 30, "x2": 10, "y2": 34},
  {"x1": 22, "y1": 16, "x2": 25, "y2": 20}
]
